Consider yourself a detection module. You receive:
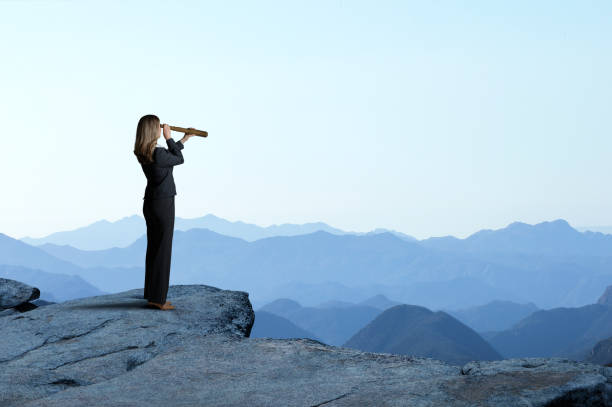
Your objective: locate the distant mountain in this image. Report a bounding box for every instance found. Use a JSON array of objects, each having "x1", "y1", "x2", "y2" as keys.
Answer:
[
  {"x1": 586, "y1": 336, "x2": 612, "y2": 365},
  {"x1": 26, "y1": 228, "x2": 517, "y2": 300},
  {"x1": 259, "y1": 298, "x2": 382, "y2": 346},
  {"x1": 19, "y1": 215, "x2": 146, "y2": 250},
  {"x1": 0, "y1": 232, "x2": 84, "y2": 275},
  {"x1": 0, "y1": 264, "x2": 104, "y2": 302},
  {"x1": 488, "y1": 303, "x2": 612, "y2": 360},
  {"x1": 18, "y1": 213, "x2": 417, "y2": 250},
  {"x1": 250, "y1": 311, "x2": 321, "y2": 341},
  {"x1": 576, "y1": 225, "x2": 612, "y2": 235},
  {"x1": 597, "y1": 285, "x2": 612, "y2": 305},
  {"x1": 36, "y1": 240, "x2": 147, "y2": 269},
  {"x1": 256, "y1": 278, "x2": 525, "y2": 311},
  {"x1": 357, "y1": 294, "x2": 401, "y2": 310},
  {"x1": 342, "y1": 304, "x2": 502, "y2": 366},
  {"x1": 255, "y1": 281, "x2": 381, "y2": 308},
  {"x1": 446, "y1": 300, "x2": 539, "y2": 333},
  {"x1": 421, "y1": 219, "x2": 612, "y2": 257},
  {"x1": 8, "y1": 217, "x2": 612, "y2": 311},
  {"x1": 313, "y1": 295, "x2": 401, "y2": 311},
  {"x1": 175, "y1": 215, "x2": 350, "y2": 242},
  {"x1": 30, "y1": 228, "x2": 431, "y2": 288},
  {"x1": 258, "y1": 298, "x2": 302, "y2": 317},
  {"x1": 314, "y1": 300, "x2": 355, "y2": 309},
  {"x1": 419, "y1": 219, "x2": 612, "y2": 307},
  {"x1": 20, "y1": 222, "x2": 612, "y2": 309},
  {"x1": 0, "y1": 232, "x2": 144, "y2": 294},
  {"x1": 361, "y1": 228, "x2": 417, "y2": 242}
]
